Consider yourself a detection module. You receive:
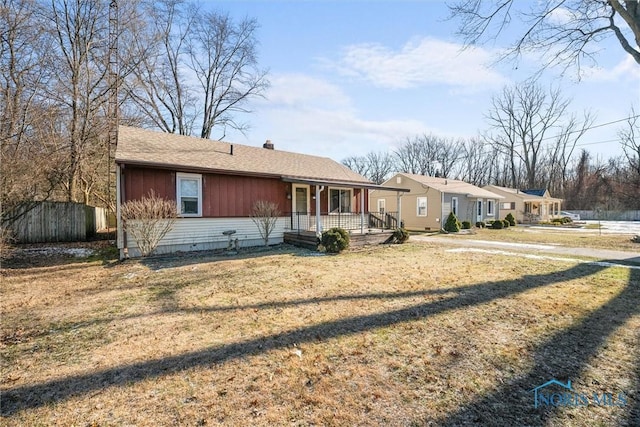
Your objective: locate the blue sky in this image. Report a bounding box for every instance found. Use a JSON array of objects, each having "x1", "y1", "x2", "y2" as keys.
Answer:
[{"x1": 206, "y1": 1, "x2": 639, "y2": 163}]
